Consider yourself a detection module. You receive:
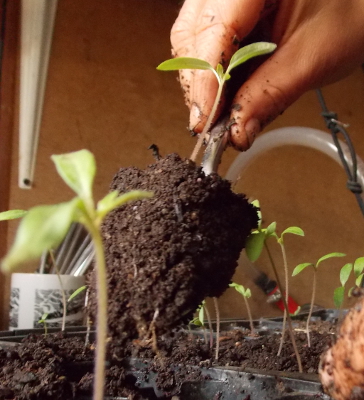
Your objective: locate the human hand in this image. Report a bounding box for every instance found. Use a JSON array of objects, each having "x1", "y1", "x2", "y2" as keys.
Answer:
[{"x1": 171, "y1": 0, "x2": 364, "y2": 150}]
